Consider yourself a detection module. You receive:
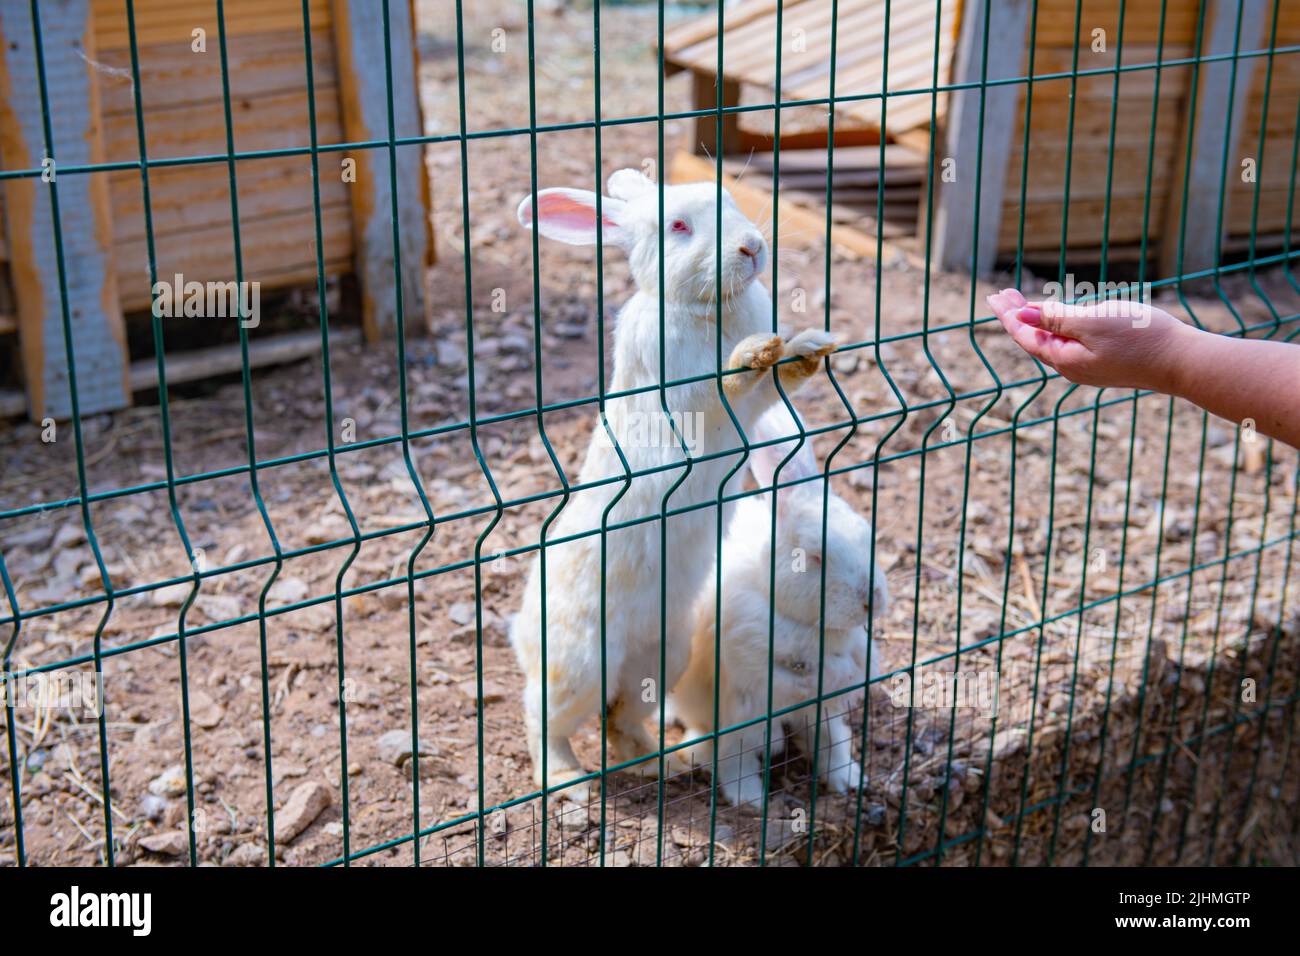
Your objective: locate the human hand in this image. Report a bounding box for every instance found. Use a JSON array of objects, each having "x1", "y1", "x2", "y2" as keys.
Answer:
[{"x1": 986, "y1": 288, "x2": 1193, "y2": 392}]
